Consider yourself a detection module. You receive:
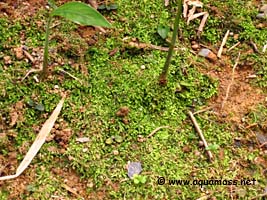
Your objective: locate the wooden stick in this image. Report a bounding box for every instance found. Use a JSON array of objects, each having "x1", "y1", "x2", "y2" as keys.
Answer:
[
  {"x1": 193, "y1": 106, "x2": 213, "y2": 115},
  {"x1": 21, "y1": 68, "x2": 42, "y2": 81},
  {"x1": 221, "y1": 52, "x2": 240, "y2": 109},
  {"x1": 227, "y1": 42, "x2": 240, "y2": 52},
  {"x1": 259, "y1": 141, "x2": 267, "y2": 148},
  {"x1": 183, "y1": 0, "x2": 189, "y2": 18},
  {"x1": 147, "y1": 126, "x2": 170, "y2": 138},
  {"x1": 217, "y1": 30, "x2": 230, "y2": 58},
  {"x1": 249, "y1": 40, "x2": 259, "y2": 53},
  {"x1": 128, "y1": 41, "x2": 179, "y2": 51},
  {"x1": 188, "y1": 111, "x2": 213, "y2": 162},
  {"x1": 197, "y1": 12, "x2": 209, "y2": 36},
  {"x1": 58, "y1": 68, "x2": 82, "y2": 84},
  {"x1": 23, "y1": 50, "x2": 35, "y2": 63}
]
